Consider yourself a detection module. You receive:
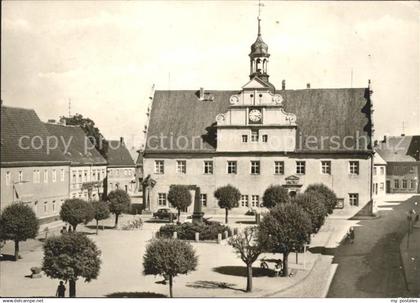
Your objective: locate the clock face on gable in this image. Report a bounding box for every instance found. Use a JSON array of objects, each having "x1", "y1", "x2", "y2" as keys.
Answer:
[{"x1": 249, "y1": 108, "x2": 262, "y2": 123}]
